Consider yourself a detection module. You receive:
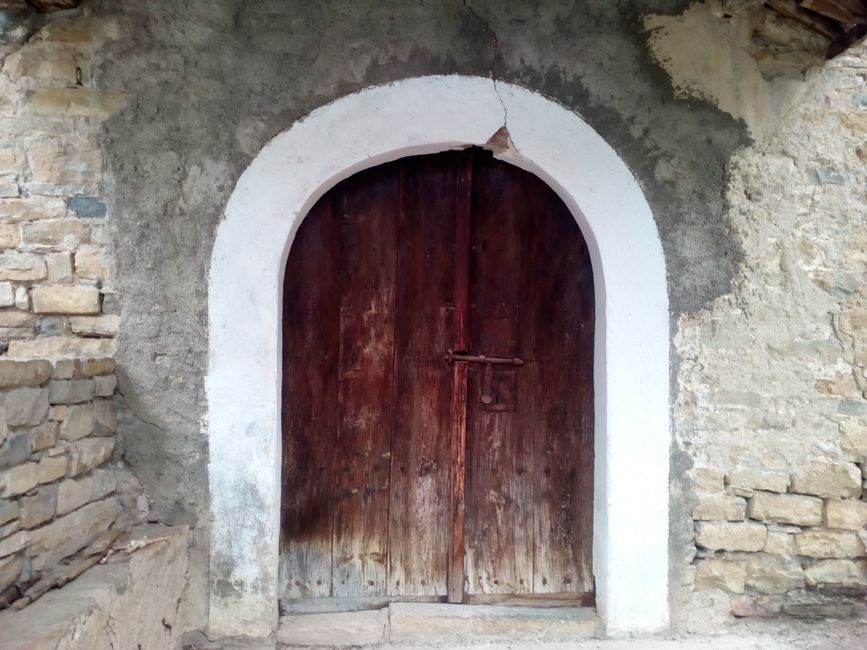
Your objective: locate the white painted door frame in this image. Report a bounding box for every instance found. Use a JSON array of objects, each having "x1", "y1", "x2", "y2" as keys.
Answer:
[{"x1": 206, "y1": 75, "x2": 671, "y2": 639}]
